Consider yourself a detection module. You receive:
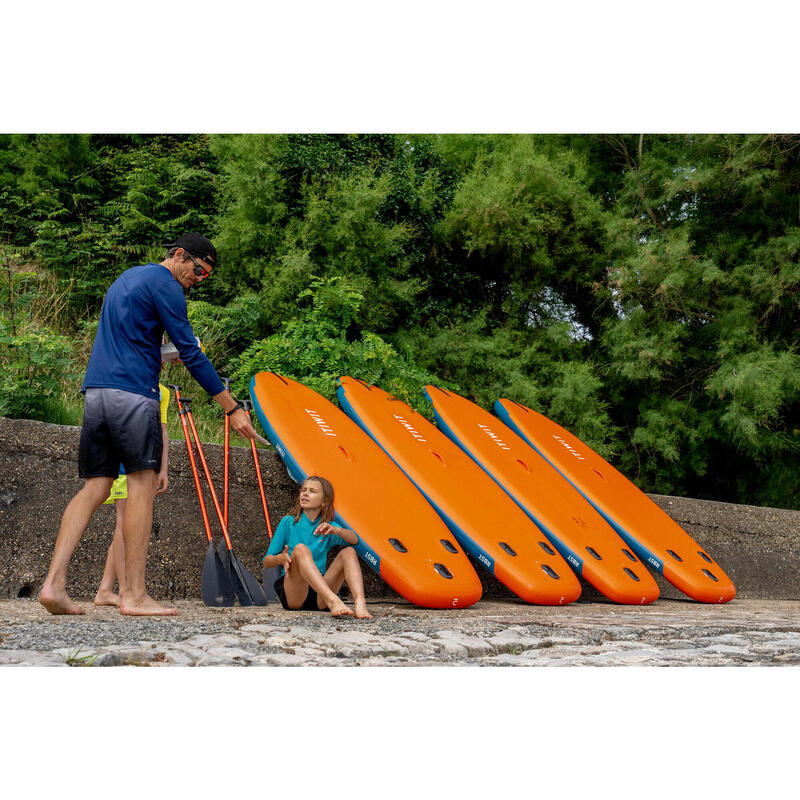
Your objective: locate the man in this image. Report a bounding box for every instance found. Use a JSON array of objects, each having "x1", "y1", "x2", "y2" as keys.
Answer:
[{"x1": 39, "y1": 232, "x2": 258, "y2": 616}]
